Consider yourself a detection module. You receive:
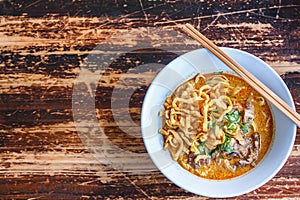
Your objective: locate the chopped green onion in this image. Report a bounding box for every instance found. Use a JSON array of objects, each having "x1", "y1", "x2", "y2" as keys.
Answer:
[
  {"x1": 227, "y1": 123, "x2": 237, "y2": 130},
  {"x1": 217, "y1": 134, "x2": 235, "y2": 154},
  {"x1": 240, "y1": 122, "x2": 252, "y2": 133},
  {"x1": 224, "y1": 110, "x2": 241, "y2": 123},
  {"x1": 225, "y1": 145, "x2": 234, "y2": 153}
]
